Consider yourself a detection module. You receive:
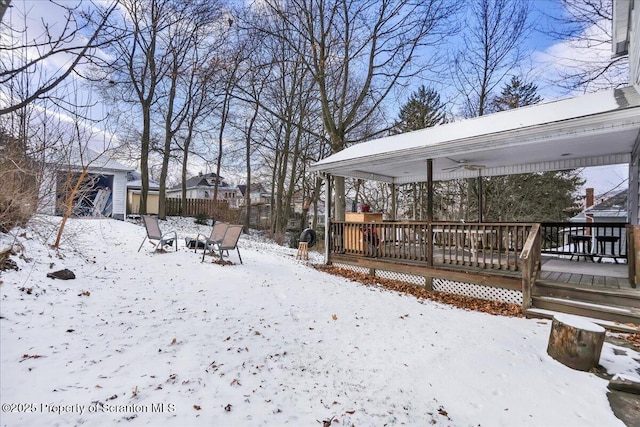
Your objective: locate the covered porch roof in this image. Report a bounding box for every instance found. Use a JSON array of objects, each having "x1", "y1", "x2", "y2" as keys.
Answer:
[{"x1": 309, "y1": 86, "x2": 640, "y2": 184}]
